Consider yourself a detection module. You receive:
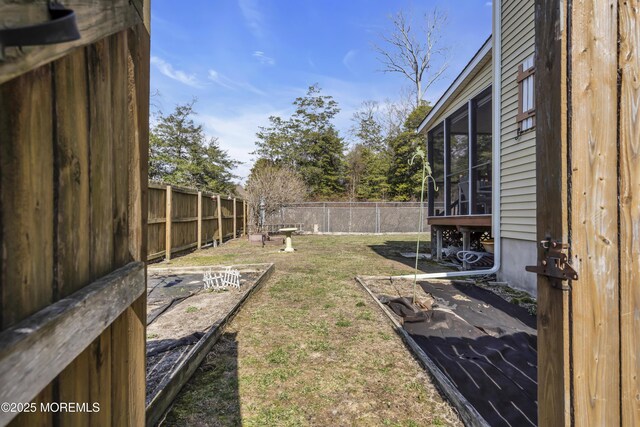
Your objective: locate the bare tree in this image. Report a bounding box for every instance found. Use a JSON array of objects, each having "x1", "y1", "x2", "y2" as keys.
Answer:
[
  {"x1": 375, "y1": 9, "x2": 450, "y2": 108},
  {"x1": 245, "y1": 164, "x2": 308, "y2": 231},
  {"x1": 380, "y1": 87, "x2": 415, "y2": 139},
  {"x1": 345, "y1": 144, "x2": 366, "y2": 200},
  {"x1": 349, "y1": 100, "x2": 384, "y2": 150}
]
